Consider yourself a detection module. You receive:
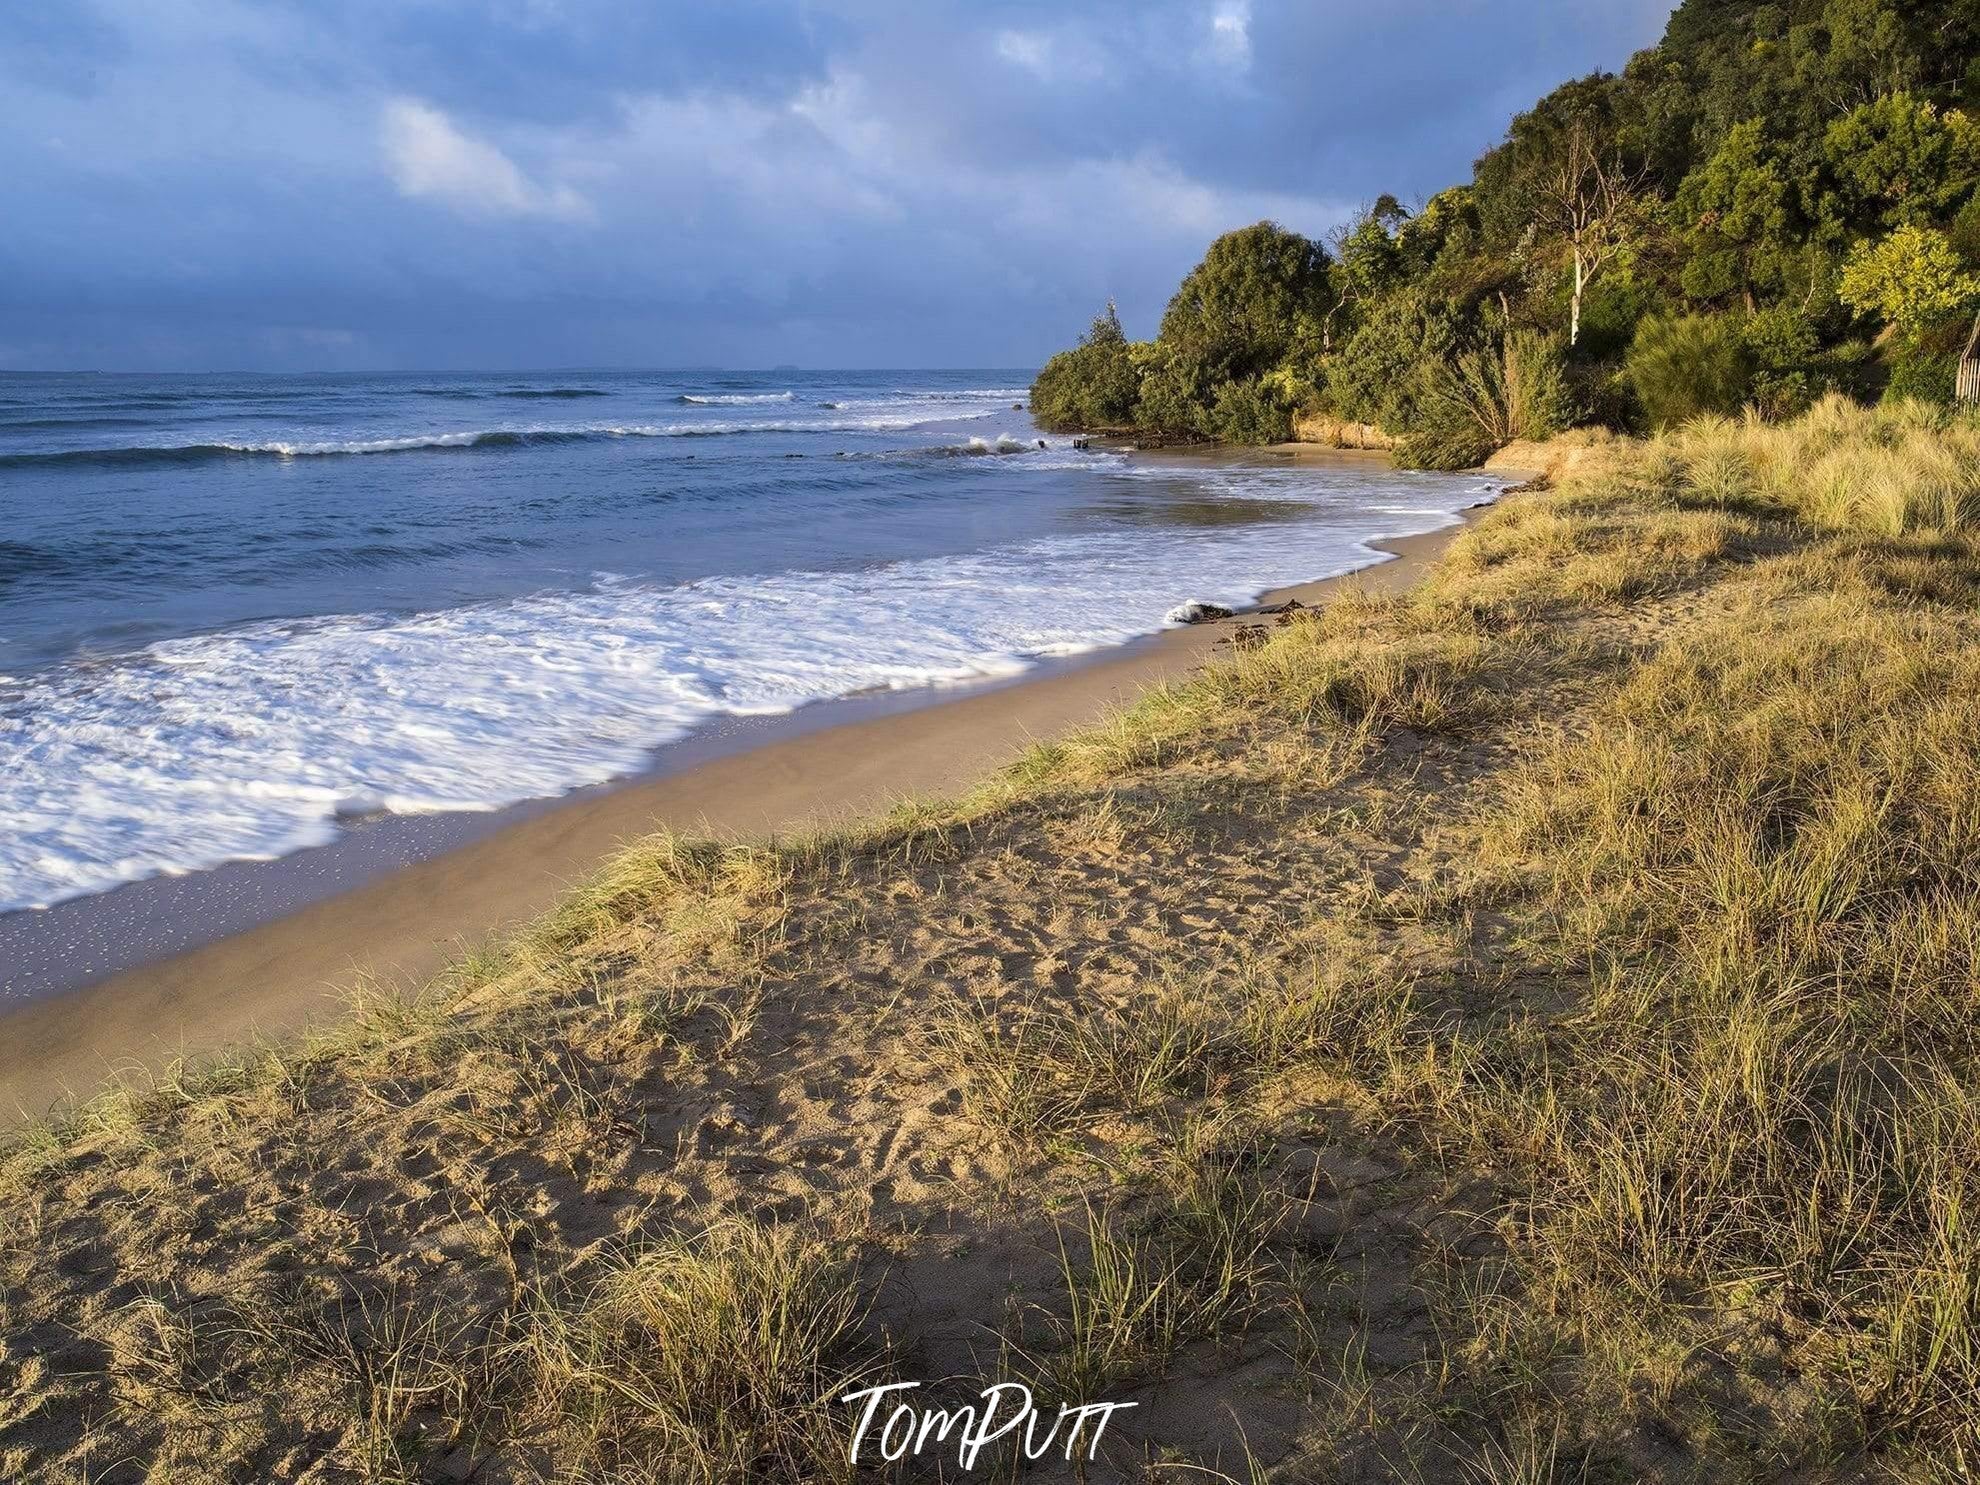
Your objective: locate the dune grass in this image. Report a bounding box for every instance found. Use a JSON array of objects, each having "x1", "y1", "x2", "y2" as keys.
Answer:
[{"x1": 8, "y1": 398, "x2": 1980, "y2": 1479}]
